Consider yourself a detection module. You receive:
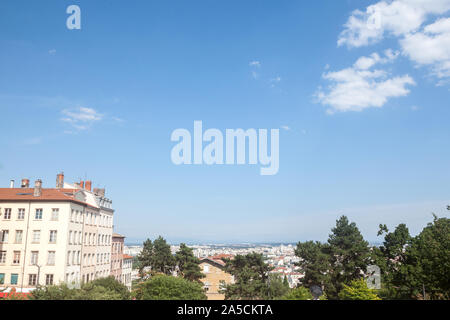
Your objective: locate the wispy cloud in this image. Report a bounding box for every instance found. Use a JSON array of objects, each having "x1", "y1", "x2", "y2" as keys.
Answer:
[
  {"x1": 270, "y1": 76, "x2": 282, "y2": 87},
  {"x1": 249, "y1": 60, "x2": 262, "y2": 79},
  {"x1": 280, "y1": 125, "x2": 291, "y2": 131},
  {"x1": 61, "y1": 107, "x2": 103, "y2": 131},
  {"x1": 48, "y1": 49, "x2": 56, "y2": 55}
]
